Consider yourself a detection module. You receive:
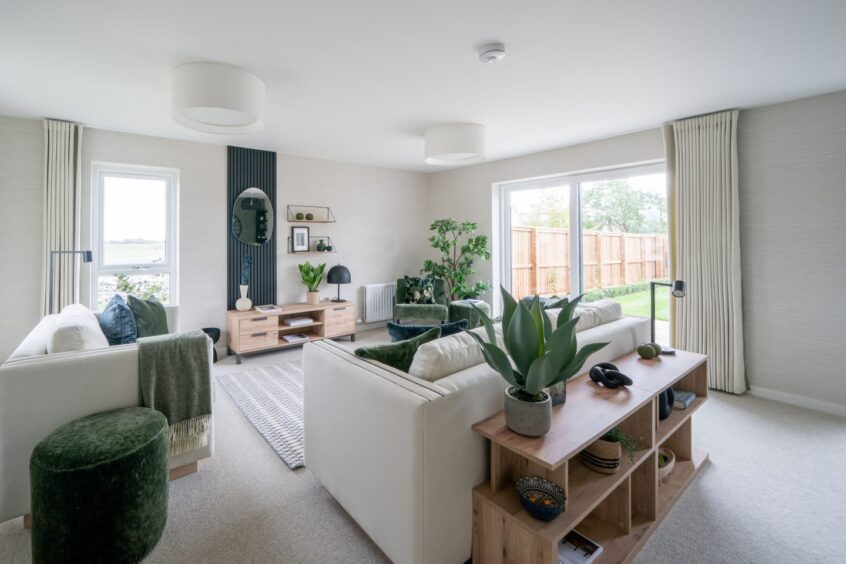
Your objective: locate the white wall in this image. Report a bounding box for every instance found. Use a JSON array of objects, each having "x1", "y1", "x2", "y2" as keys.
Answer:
[
  {"x1": 425, "y1": 128, "x2": 666, "y2": 300},
  {"x1": 0, "y1": 119, "x2": 431, "y2": 359},
  {"x1": 738, "y1": 90, "x2": 846, "y2": 415},
  {"x1": 0, "y1": 117, "x2": 43, "y2": 361}
]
